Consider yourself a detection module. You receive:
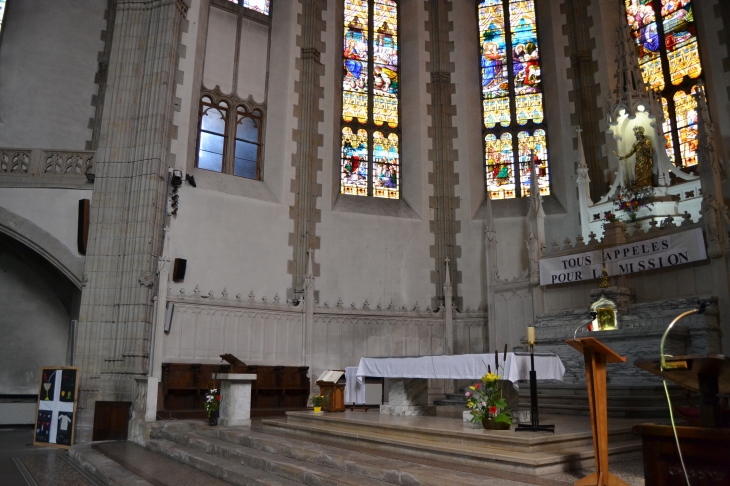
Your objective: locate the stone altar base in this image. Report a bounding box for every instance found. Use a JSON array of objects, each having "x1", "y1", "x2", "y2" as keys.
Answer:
[
  {"x1": 212, "y1": 373, "x2": 256, "y2": 426},
  {"x1": 381, "y1": 378, "x2": 436, "y2": 416}
]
